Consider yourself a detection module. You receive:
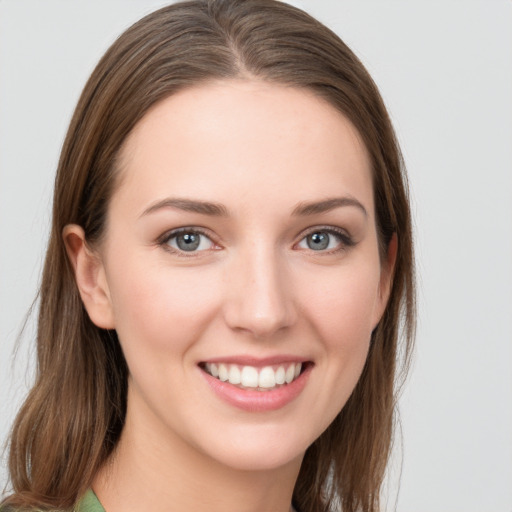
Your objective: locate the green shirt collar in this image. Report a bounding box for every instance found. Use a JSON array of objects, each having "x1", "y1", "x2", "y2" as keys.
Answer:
[{"x1": 76, "y1": 490, "x2": 105, "y2": 512}]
